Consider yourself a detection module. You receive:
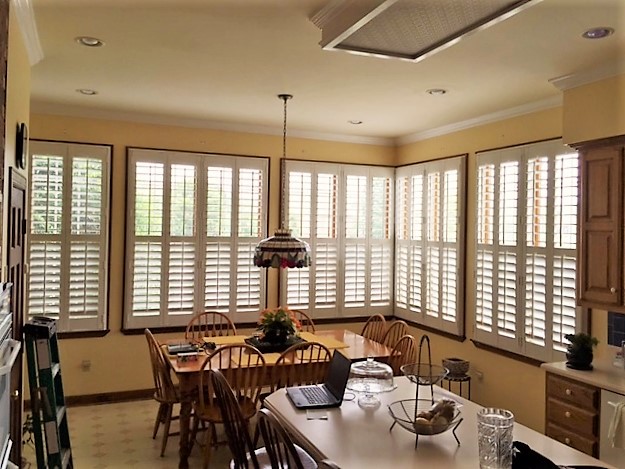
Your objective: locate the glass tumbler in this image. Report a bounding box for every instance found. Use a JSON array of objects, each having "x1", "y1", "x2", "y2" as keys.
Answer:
[{"x1": 477, "y1": 408, "x2": 514, "y2": 469}]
